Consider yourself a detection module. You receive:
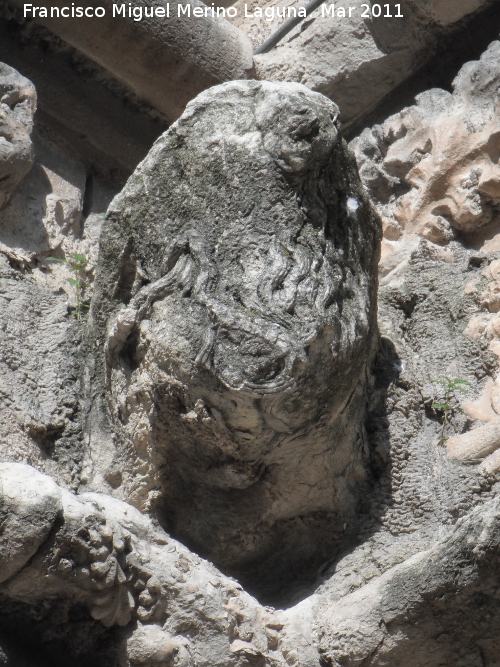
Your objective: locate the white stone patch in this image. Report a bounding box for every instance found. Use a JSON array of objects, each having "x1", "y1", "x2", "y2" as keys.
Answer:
[{"x1": 347, "y1": 197, "x2": 359, "y2": 214}]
